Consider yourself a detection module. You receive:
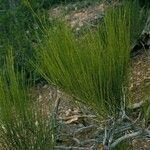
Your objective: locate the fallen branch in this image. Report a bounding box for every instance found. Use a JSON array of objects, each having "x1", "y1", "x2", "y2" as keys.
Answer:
[
  {"x1": 63, "y1": 114, "x2": 97, "y2": 121},
  {"x1": 110, "y1": 131, "x2": 142, "y2": 148},
  {"x1": 110, "y1": 129, "x2": 150, "y2": 149},
  {"x1": 128, "y1": 101, "x2": 144, "y2": 110},
  {"x1": 80, "y1": 139, "x2": 98, "y2": 146},
  {"x1": 72, "y1": 138, "x2": 80, "y2": 145},
  {"x1": 74, "y1": 125, "x2": 98, "y2": 135},
  {"x1": 55, "y1": 146, "x2": 91, "y2": 150}
]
